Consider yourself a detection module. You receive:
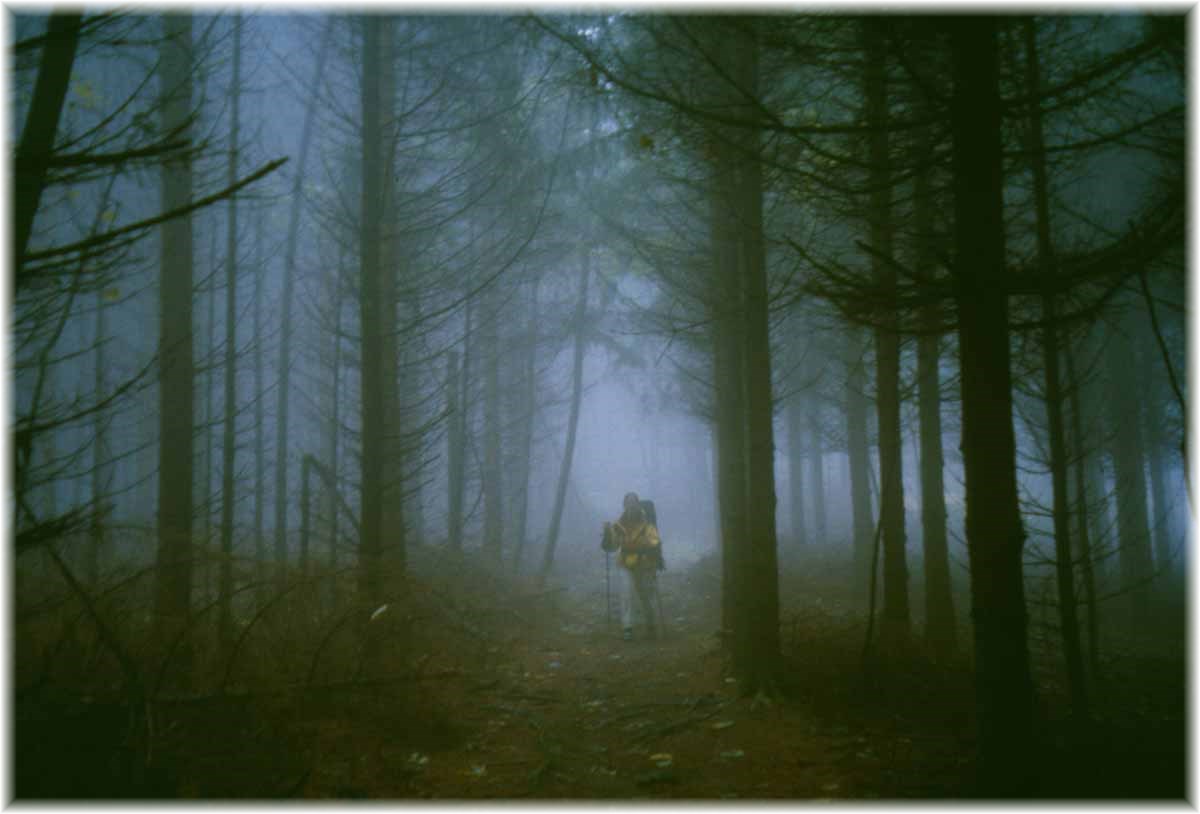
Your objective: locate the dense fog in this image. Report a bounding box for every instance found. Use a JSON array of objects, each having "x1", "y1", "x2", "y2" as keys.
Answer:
[{"x1": 11, "y1": 10, "x2": 1187, "y2": 800}]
